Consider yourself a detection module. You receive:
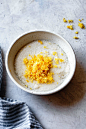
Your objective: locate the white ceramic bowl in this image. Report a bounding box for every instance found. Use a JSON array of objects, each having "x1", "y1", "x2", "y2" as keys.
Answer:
[{"x1": 5, "y1": 31, "x2": 76, "y2": 95}]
